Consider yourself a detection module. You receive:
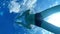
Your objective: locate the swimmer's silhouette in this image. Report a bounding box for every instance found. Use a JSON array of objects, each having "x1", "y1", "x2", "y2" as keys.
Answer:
[{"x1": 16, "y1": 5, "x2": 60, "y2": 34}]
